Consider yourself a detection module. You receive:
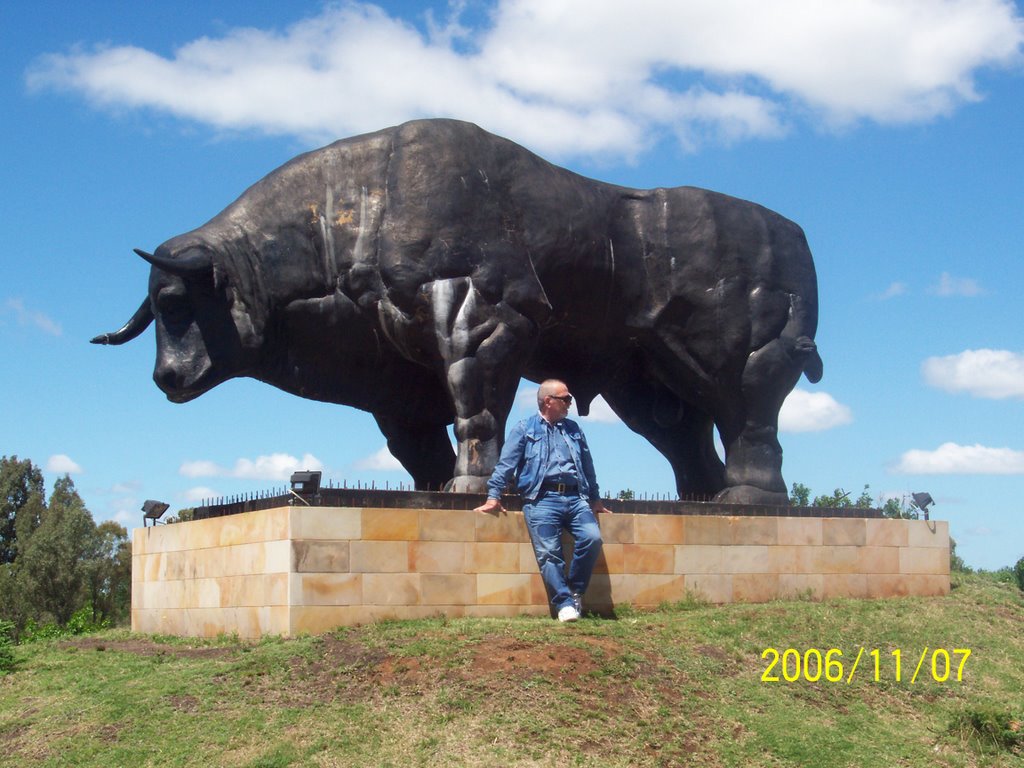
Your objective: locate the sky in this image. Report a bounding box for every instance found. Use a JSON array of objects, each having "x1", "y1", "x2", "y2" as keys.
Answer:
[{"x1": 1, "y1": 0, "x2": 1022, "y2": 570}]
